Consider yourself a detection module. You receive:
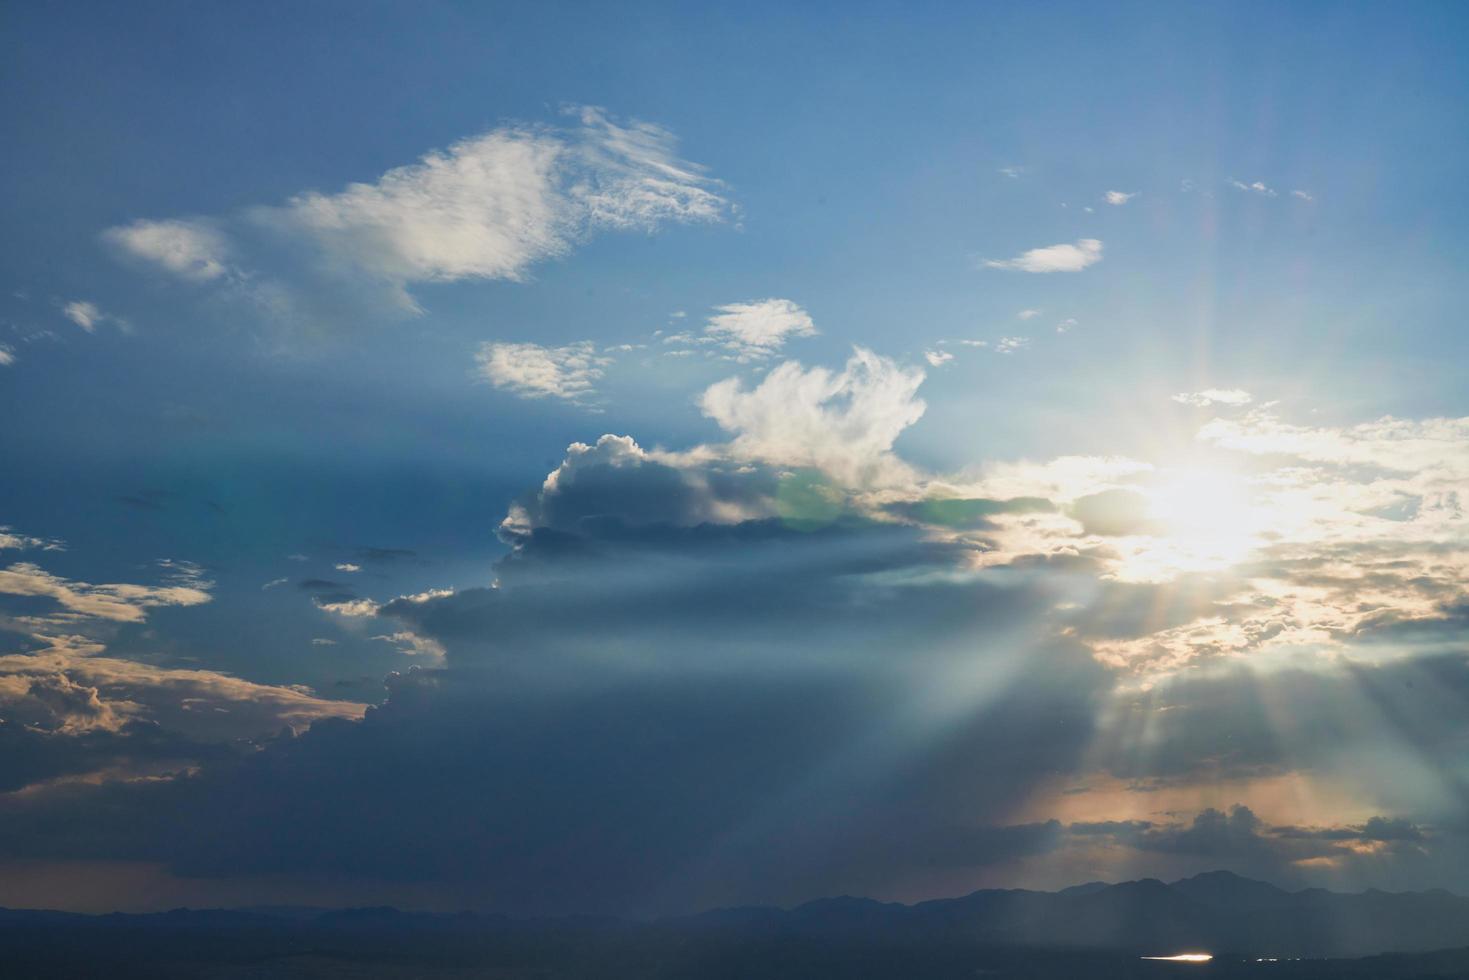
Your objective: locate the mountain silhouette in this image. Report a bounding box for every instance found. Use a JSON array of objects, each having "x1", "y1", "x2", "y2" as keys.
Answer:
[{"x1": 4, "y1": 872, "x2": 1469, "y2": 978}]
